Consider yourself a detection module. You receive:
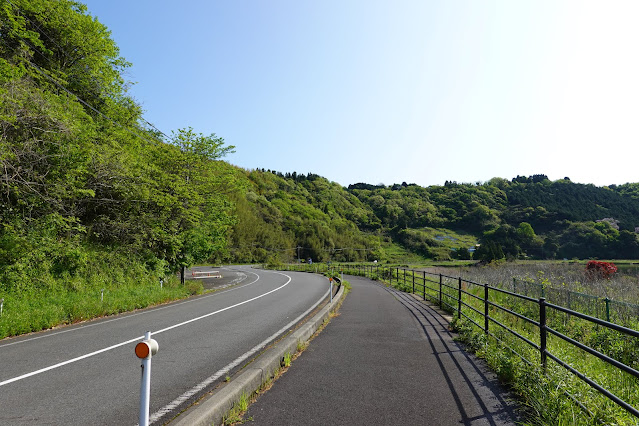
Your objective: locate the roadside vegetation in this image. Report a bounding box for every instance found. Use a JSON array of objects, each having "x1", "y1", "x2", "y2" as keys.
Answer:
[{"x1": 366, "y1": 262, "x2": 639, "y2": 425}]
